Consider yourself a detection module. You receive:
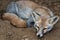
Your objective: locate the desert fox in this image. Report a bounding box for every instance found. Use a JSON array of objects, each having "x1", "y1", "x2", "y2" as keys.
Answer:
[{"x1": 2, "y1": 1, "x2": 59, "y2": 37}]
